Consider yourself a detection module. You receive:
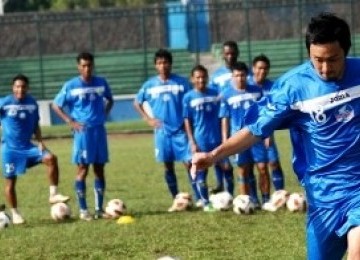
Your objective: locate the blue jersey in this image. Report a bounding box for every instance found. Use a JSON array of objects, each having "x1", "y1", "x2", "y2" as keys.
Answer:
[
  {"x1": 136, "y1": 73, "x2": 190, "y2": 134},
  {"x1": 247, "y1": 76, "x2": 274, "y2": 97},
  {"x1": 246, "y1": 58, "x2": 360, "y2": 207},
  {"x1": 219, "y1": 84, "x2": 262, "y2": 135},
  {"x1": 53, "y1": 76, "x2": 113, "y2": 127},
  {"x1": 0, "y1": 94, "x2": 39, "y2": 149},
  {"x1": 183, "y1": 88, "x2": 221, "y2": 146},
  {"x1": 209, "y1": 65, "x2": 232, "y2": 92}
]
